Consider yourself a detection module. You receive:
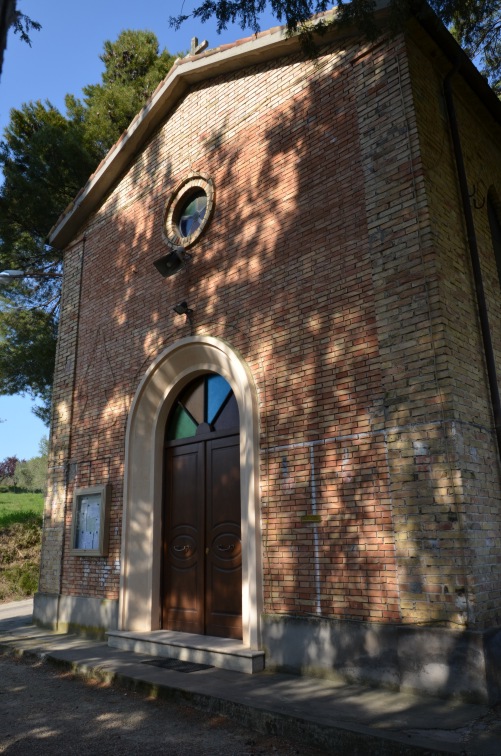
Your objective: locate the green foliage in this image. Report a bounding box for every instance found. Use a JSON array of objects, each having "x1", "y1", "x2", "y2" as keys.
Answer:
[
  {"x1": 0, "y1": 101, "x2": 91, "y2": 423},
  {"x1": 38, "y1": 435, "x2": 49, "y2": 457},
  {"x1": 171, "y1": 0, "x2": 501, "y2": 94},
  {"x1": 70, "y1": 30, "x2": 178, "y2": 153},
  {"x1": 0, "y1": 440, "x2": 48, "y2": 496},
  {"x1": 0, "y1": 30, "x2": 177, "y2": 423},
  {"x1": 0, "y1": 490, "x2": 42, "y2": 601},
  {"x1": 0, "y1": 519, "x2": 41, "y2": 601},
  {"x1": 15, "y1": 453, "x2": 47, "y2": 494},
  {"x1": 11, "y1": 8, "x2": 42, "y2": 47},
  {"x1": 0, "y1": 561, "x2": 39, "y2": 599},
  {"x1": 0, "y1": 100, "x2": 97, "y2": 250},
  {"x1": 0, "y1": 307, "x2": 57, "y2": 407},
  {"x1": 447, "y1": 0, "x2": 501, "y2": 94},
  {"x1": 18, "y1": 562, "x2": 40, "y2": 594}
]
